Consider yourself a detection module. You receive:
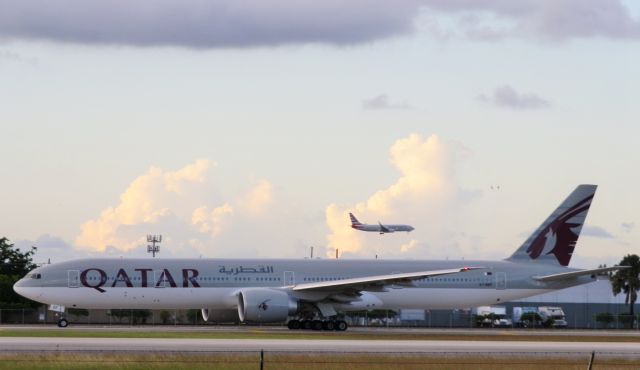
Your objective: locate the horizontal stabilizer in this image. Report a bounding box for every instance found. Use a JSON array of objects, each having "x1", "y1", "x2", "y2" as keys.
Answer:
[
  {"x1": 532, "y1": 266, "x2": 629, "y2": 282},
  {"x1": 292, "y1": 267, "x2": 484, "y2": 292}
]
